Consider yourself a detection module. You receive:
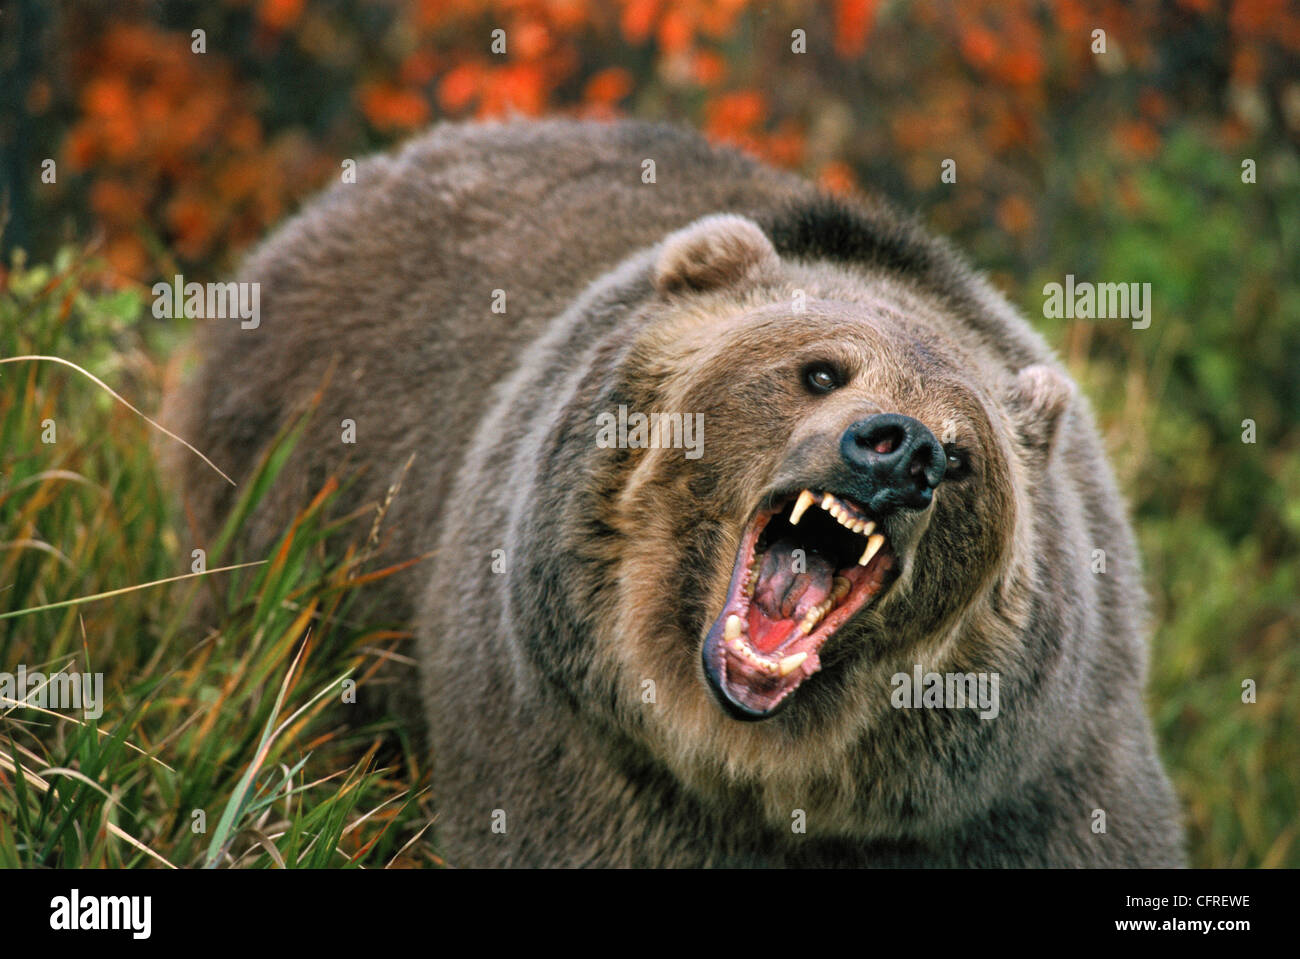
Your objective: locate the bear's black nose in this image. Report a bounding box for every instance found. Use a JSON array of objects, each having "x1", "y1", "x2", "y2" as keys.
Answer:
[{"x1": 840, "y1": 413, "x2": 946, "y2": 512}]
